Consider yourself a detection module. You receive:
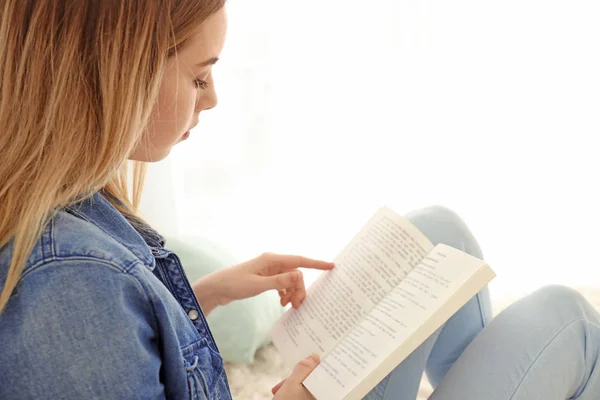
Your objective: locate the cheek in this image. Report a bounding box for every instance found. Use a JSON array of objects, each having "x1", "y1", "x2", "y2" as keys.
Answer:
[
  {"x1": 148, "y1": 80, "x2": 197, "y2": 143},
  {"x1": 132, "y1": 69, "x2": 198, "y2": 161}
]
